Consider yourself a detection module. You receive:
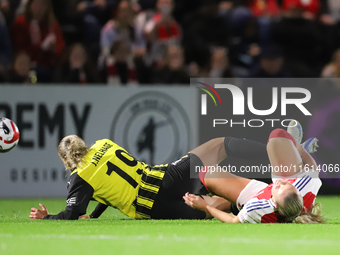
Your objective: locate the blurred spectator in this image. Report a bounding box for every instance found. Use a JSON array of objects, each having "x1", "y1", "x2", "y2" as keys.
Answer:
[
  {"x1": 0, "y1": 0, "x2": 10, "y2": 23},
  {"x1": 327, "y1": 0, "x2": 340, "y2": 22},
  {"x1": 0, "y1": 0, "x2": 9, "y2": 13},
  {"x1": 225, "y1": 0, "x2": 252, "y2": 37},
  {"x1": 106, "y1": 40, "x2": 138, "y2": 84},
  {"x1": 223, "y1": 0, "x2": 279, "y2": 45},
  {"x1": 6, "y1": 52, "x2": 36, "y2": 84},
  {"x1": 0, "y1": 0, "x2": 21, "y2": 25},
  {"x1": 14, "y1": 0, "x2": 28, "y2": 17},
  {"x1": 133, "y1": 8, "x2": 153, "y2": 51},
  {"x1": 229, "y1": 17, "x2": 261, "y2": 77},
  {"x1": 249, "y1": 44, "x2": 291, "y2": 77},
  {"x1": 320, "y1": 48, "x2": 340, "y2": 89},
  {"x1": 187, "y1": 61, "x2": 207, "y2": 78},
  {"x1": 182, "y1": 0, "x2": 229, "y2": 71},
  {"x1": 282, "y1": 0, "x2": 320, "y2": 19},
  {"x1": 76, "y1": 0, "x2": 117, "y2": 61},
  {"x1": 152, "y1": 44, "x2": 189, "y2": 84},
  {"x1": 99, "y1": 0, "x2": 137, "y2": 84},
  {"x1": 321, "y1": 48, "x2": 340, "y2": 78},
  {"x1": 2, "y1": 0, "x2": 338, "y2": 84},
  {"x1": 248, "y1": 0, "x2": 279, "y2": 17},
  {"x1": 54, "y1": 43, "x2": 101, "y2": 84},
  {"x1": 143, "y1": 0, "x2": 181, "y2": 65},
  {"x1": 281, "y1": 0, "x2": 335, "y2": 24},
  {"x1": 208, "y1": 47, "x2": 234, "y2": 78},
  {"x1": 249, "y1": 0, "x2": 280, "y2": 44},
  {"x1": 135, "y1": 44, "x2": 188, "y2": 84},
  {"x1": 134, "y1": 0, "x2": 157, "y2": 52},
  {"x1": 318, "y1": 1, "x2": 335, "y2": 25},
  {"x1": 11, "y1": 0, "x2": 65, "y2": 83}
]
